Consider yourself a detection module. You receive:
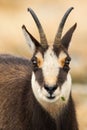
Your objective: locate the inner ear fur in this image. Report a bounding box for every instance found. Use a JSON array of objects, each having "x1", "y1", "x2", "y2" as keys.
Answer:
[
  {"x1": 22, "y1": 25, "x2": 42, "y2": 48},
  {"x1": 61, "y1": 23, "x2": 77, "y2": 50}
]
